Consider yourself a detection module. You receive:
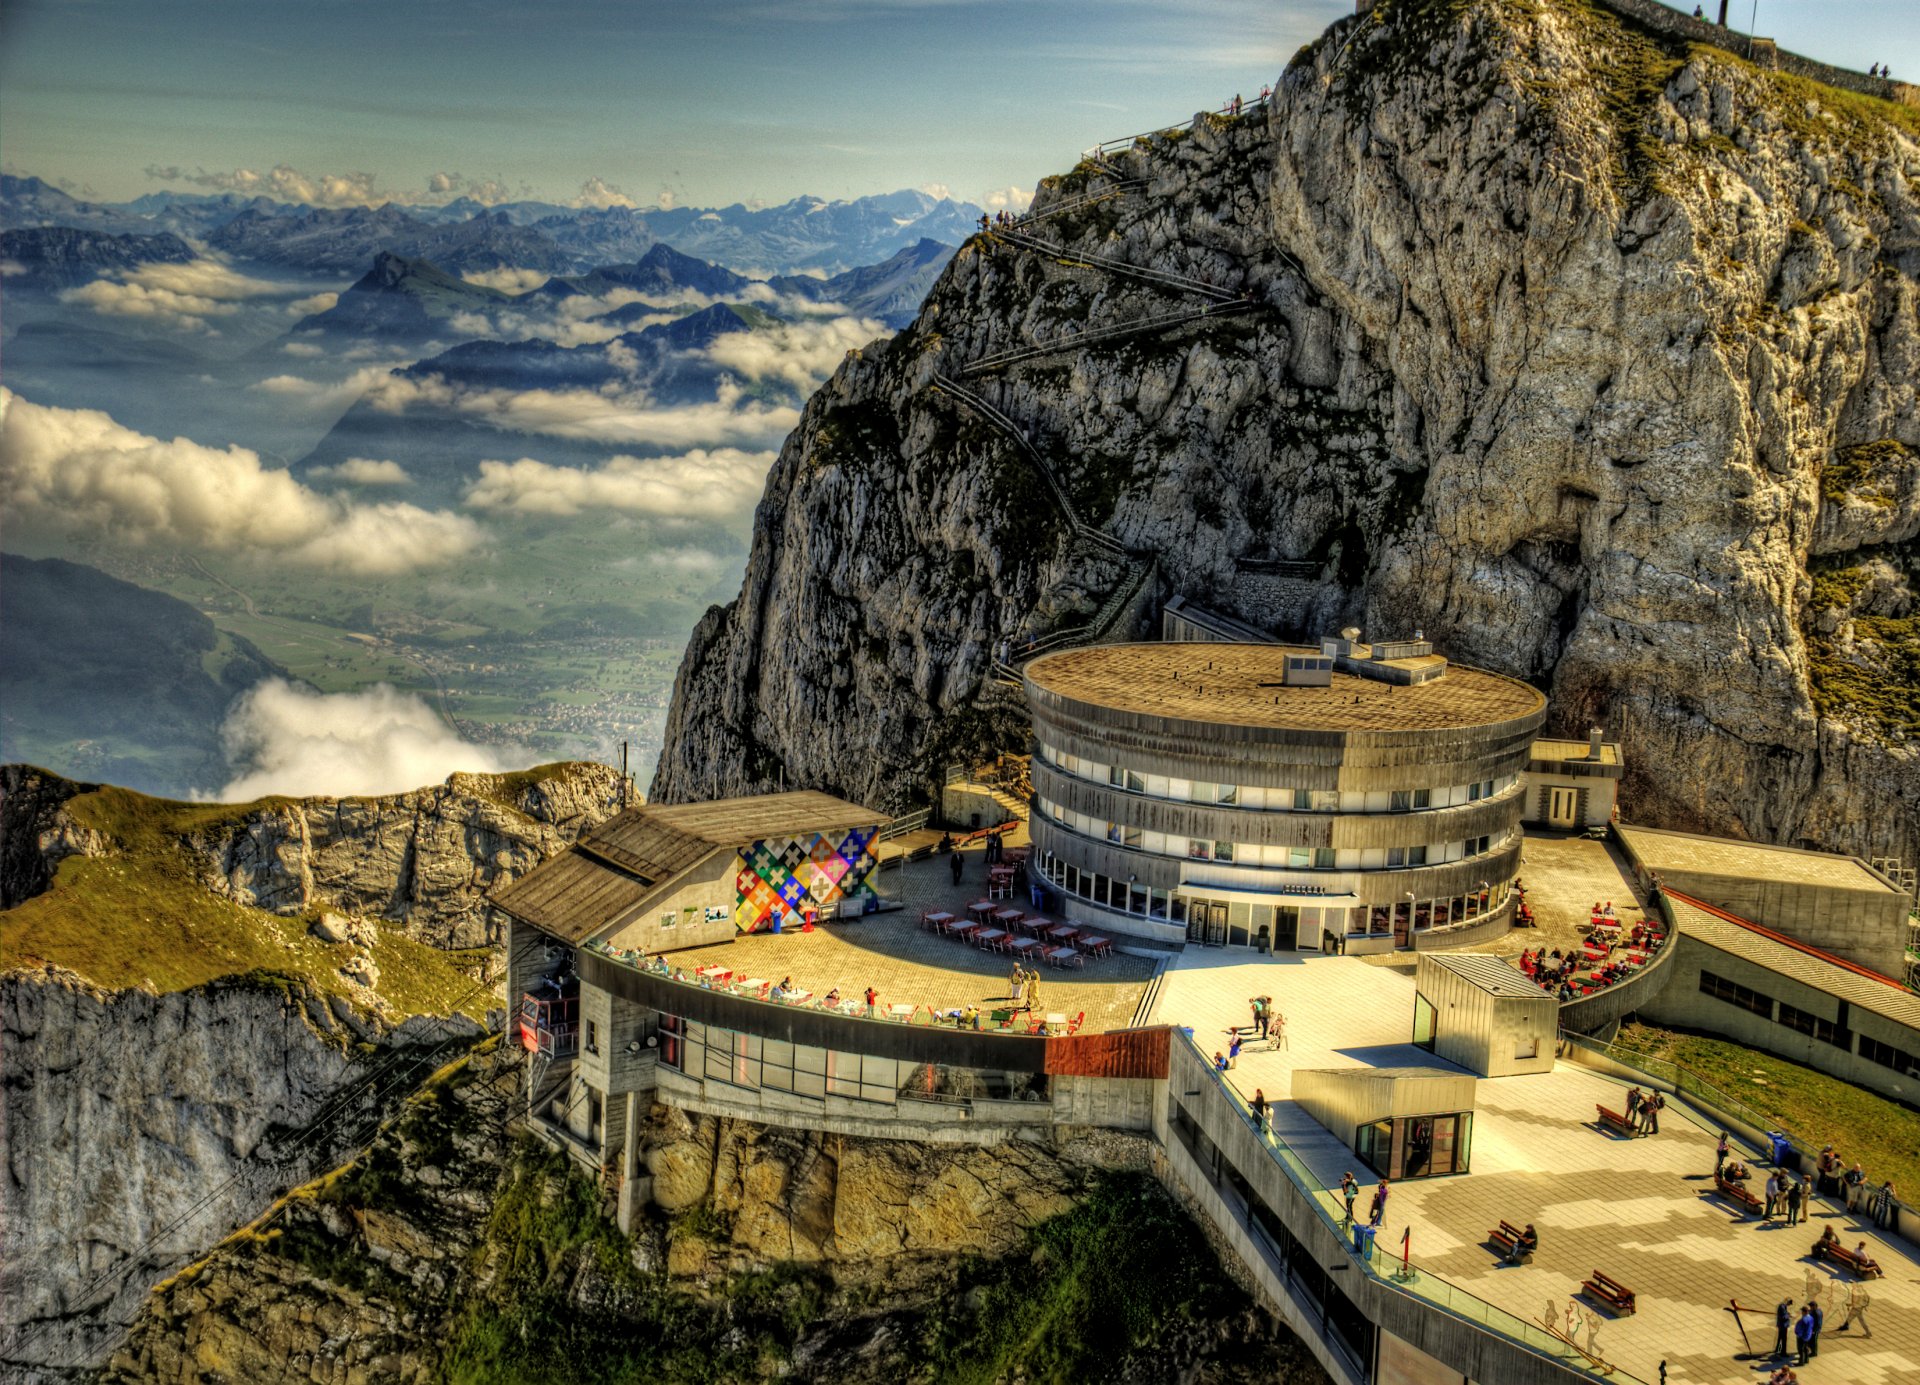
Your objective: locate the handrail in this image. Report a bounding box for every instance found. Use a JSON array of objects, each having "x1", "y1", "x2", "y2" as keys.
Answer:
[
  {"x1": 989, "y1": 227, "x2": 1242, "y2": 303},
  {"x1": 959, "y1": 300, "x2": 1261, "y2": 377},
  {"x1": 878, "y1": 807, "x2": 931, "y2": 841},
  {"x1": 929, "y1": 373, "x2": 1084, "y2": 529},
  {"x1": 1169, "y1": 1030, "x2": 1645, "y2": 1383}
]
